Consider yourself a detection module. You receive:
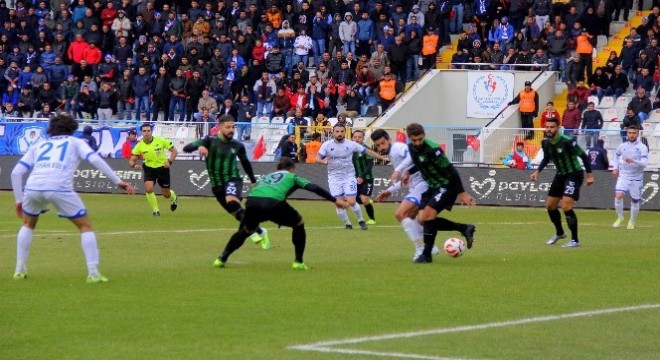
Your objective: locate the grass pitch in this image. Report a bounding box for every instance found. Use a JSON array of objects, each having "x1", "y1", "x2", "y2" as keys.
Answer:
[{"x1": 0, "y1": 191, "x2": 659, "y2": 360}]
